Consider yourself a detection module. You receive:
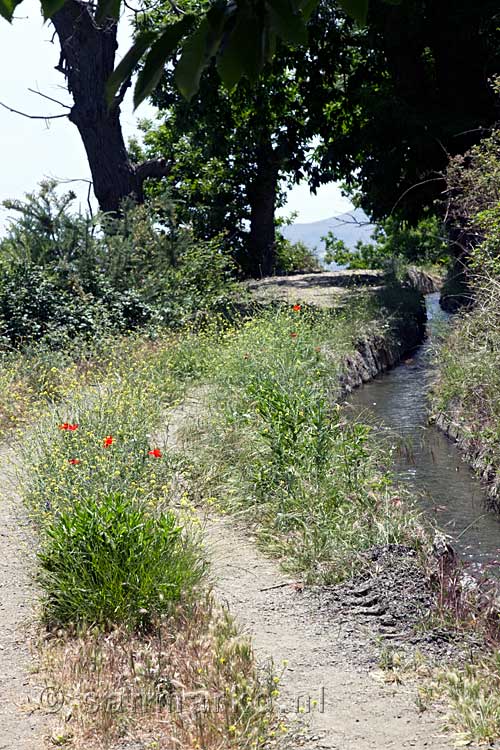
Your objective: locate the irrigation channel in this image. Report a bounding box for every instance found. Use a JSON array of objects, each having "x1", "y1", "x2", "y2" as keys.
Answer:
[{"x1": 349, "y1": 292, "x2": 500, "y2": 572}]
